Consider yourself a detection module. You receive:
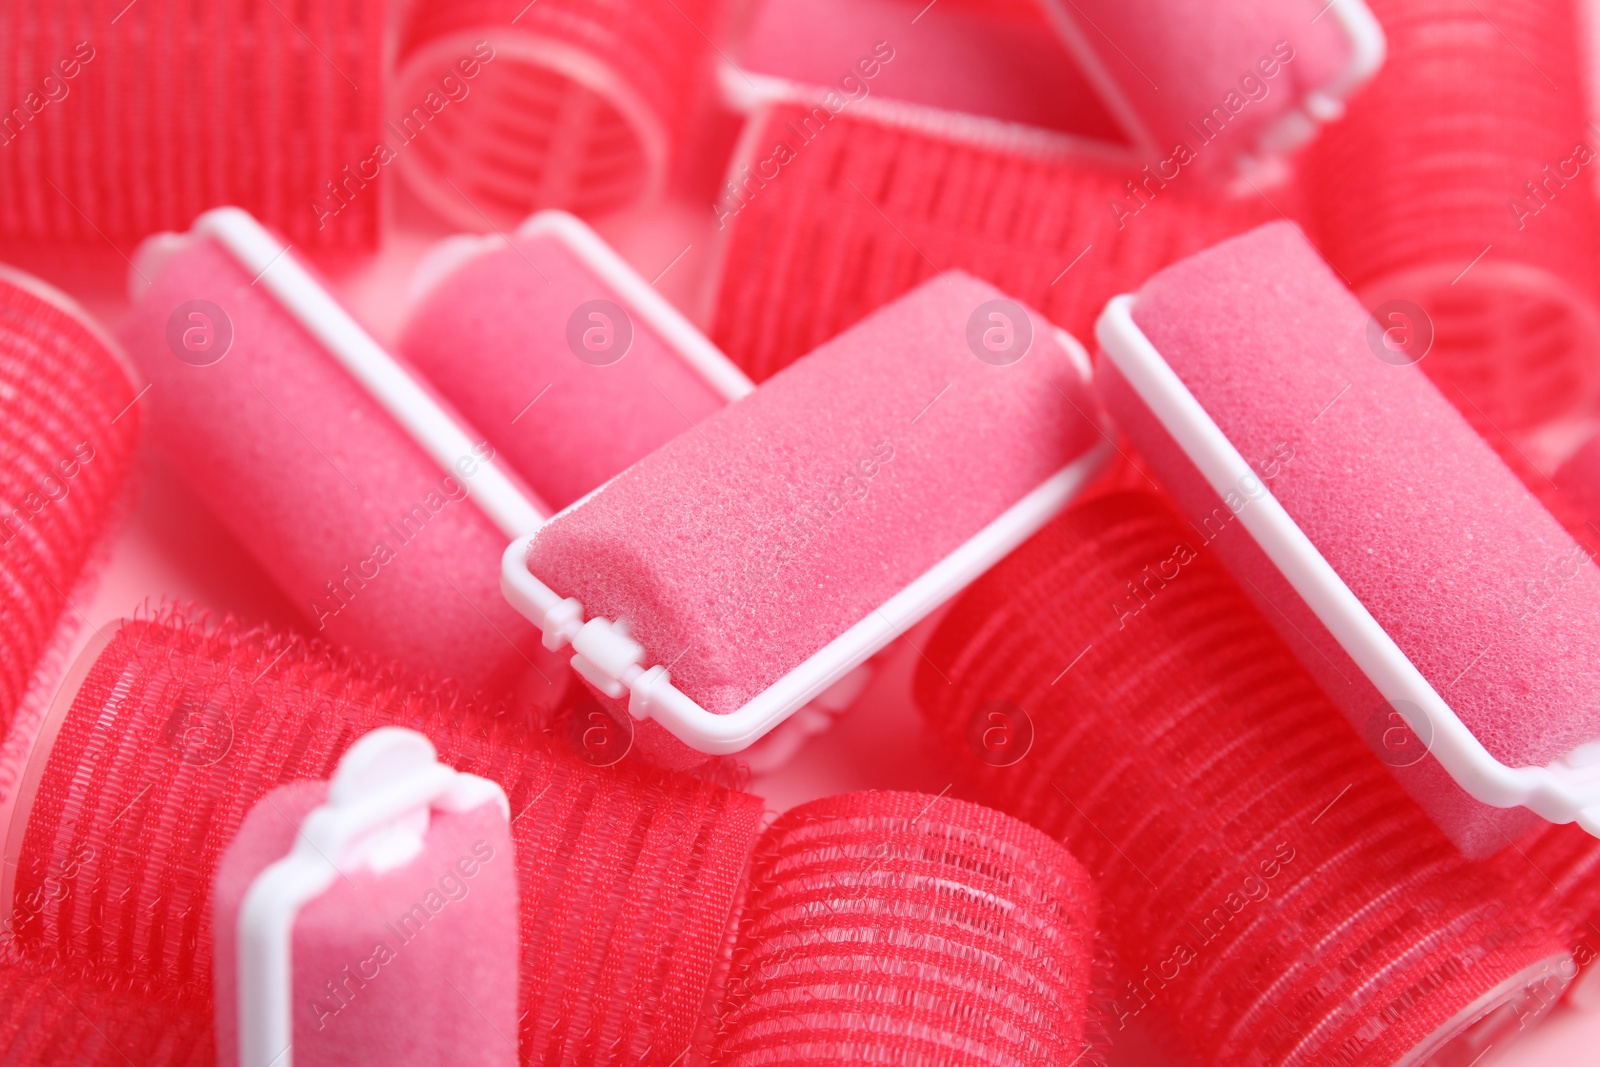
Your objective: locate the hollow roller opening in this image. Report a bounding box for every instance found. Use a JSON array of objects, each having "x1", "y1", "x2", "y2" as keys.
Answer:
[{"x1": 393, "y1": 0, "x2": 724, "y2": 229}]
